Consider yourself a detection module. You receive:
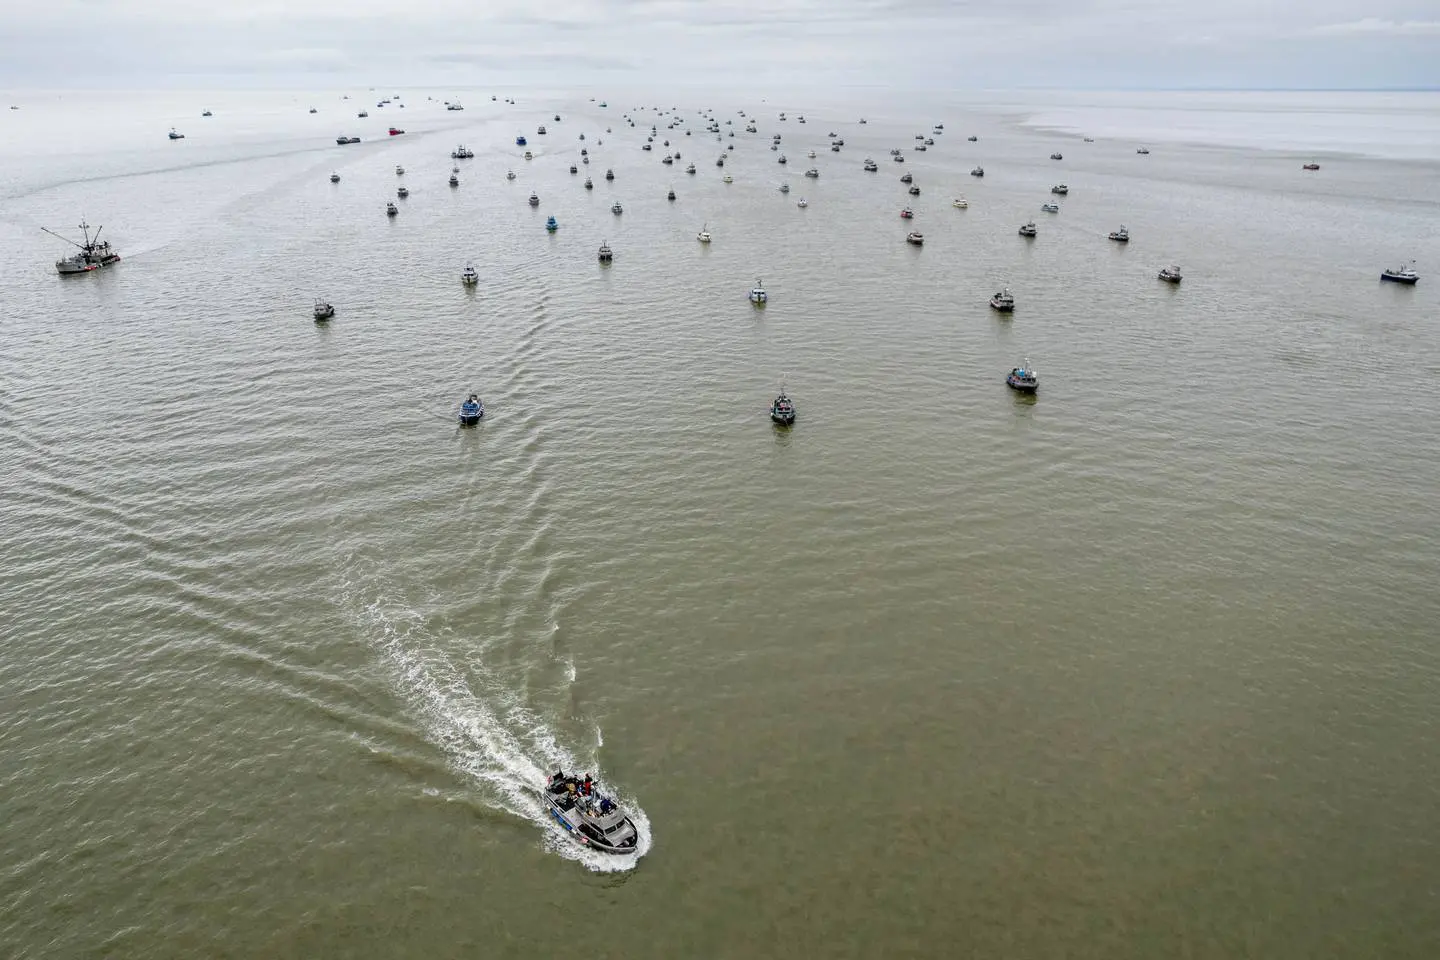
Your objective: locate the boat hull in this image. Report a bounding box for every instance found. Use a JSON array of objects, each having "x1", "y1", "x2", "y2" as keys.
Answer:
[
  {"x1": 1007, "y1": 376, "x2": 1038, "y2": 392},
  {"x1": 540, "y1": 790, "x2": 638, "y2": 854},
  {"x1": 1380, "y1": 273, "x2": 1418, "y2": 285},
  {"x1": 56, "y1": 255, "x2": 120, "y2": 275}
]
